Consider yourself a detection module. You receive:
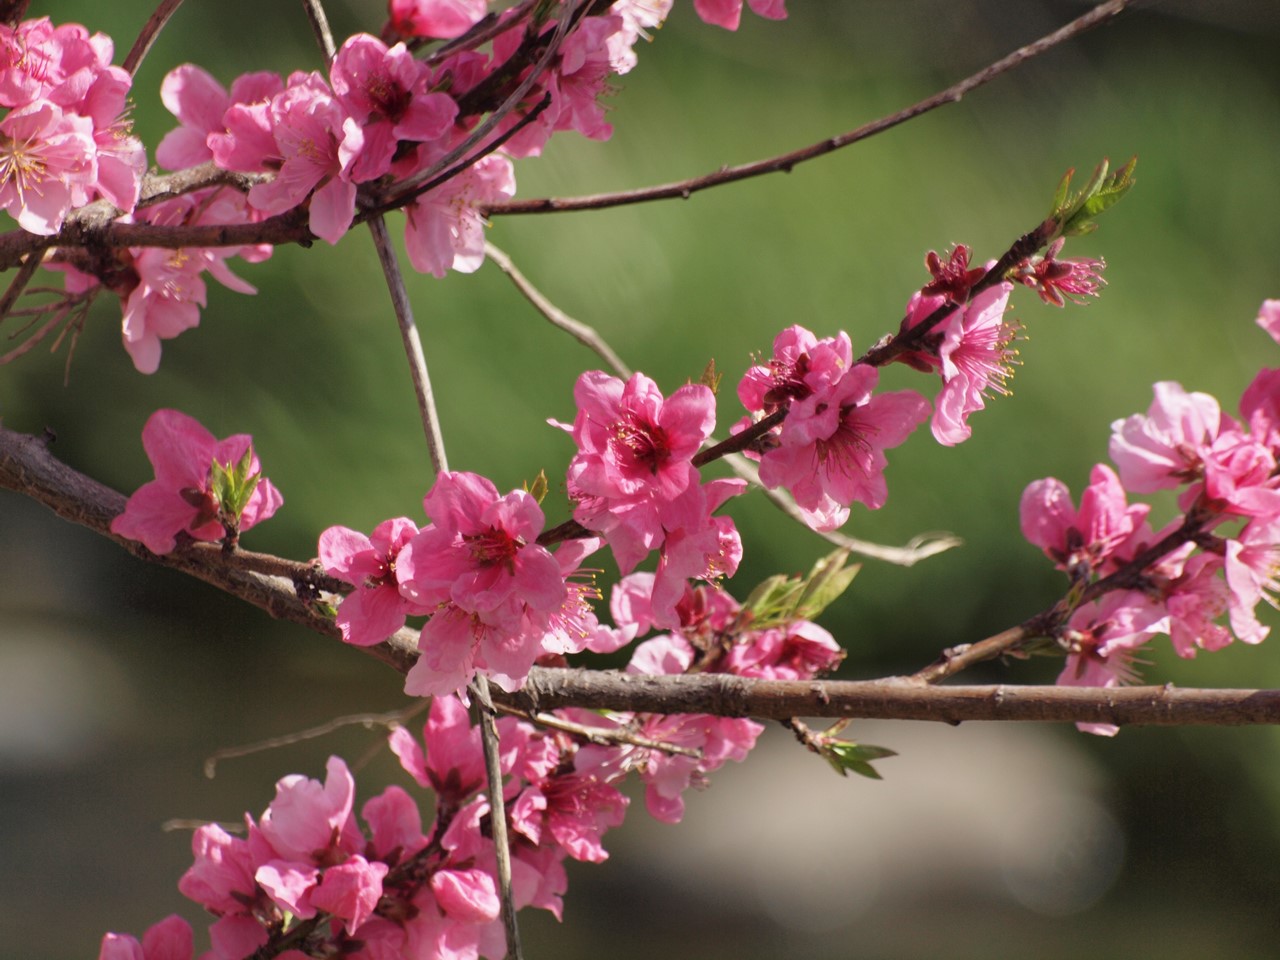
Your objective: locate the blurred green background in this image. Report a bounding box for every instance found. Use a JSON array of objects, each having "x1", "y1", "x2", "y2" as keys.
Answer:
[{"x1": 3, "y1": 1, "x2": 1280, "y2": 957}]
